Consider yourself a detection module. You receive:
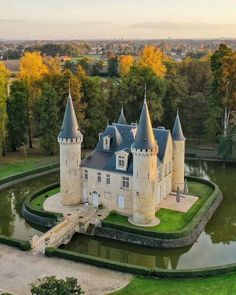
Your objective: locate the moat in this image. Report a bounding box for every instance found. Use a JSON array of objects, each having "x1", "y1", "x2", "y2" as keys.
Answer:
[{"x1": 0, "y1": 160, "x2": 235, "y2": 269}]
